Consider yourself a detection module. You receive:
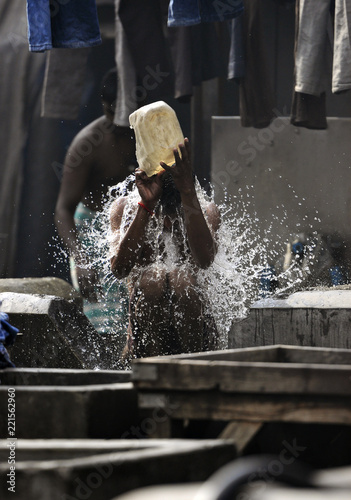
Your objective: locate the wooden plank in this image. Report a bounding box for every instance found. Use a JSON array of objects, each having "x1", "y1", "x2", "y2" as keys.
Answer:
[
  {"x1": 138, "y1": 391, "x2": 351, "y2": 425},
  {"x1": 132, "y1": 360, "x2": 217, "y2": 390},
  {"x1": 131, "y1": 362, "x2": 158, "y2": 382},
  {"x1": 132, "y1": 359, "x2": 351, "y2": 396},
  {"x1": 132, "y1": 345, "x2": 351, "y2": 366},
  {"x1": 276, "y1": 345, "x2": 351, "y2": 365},
  {"x1": 132, "y1": 345, "x2": 281, "y2": 363},
  {"x1": 218, "y1": 421, "x2": 263, "y2": 454},
  {"x1": 218, "y1": 362, "x2": 351, "y2": 395}
]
